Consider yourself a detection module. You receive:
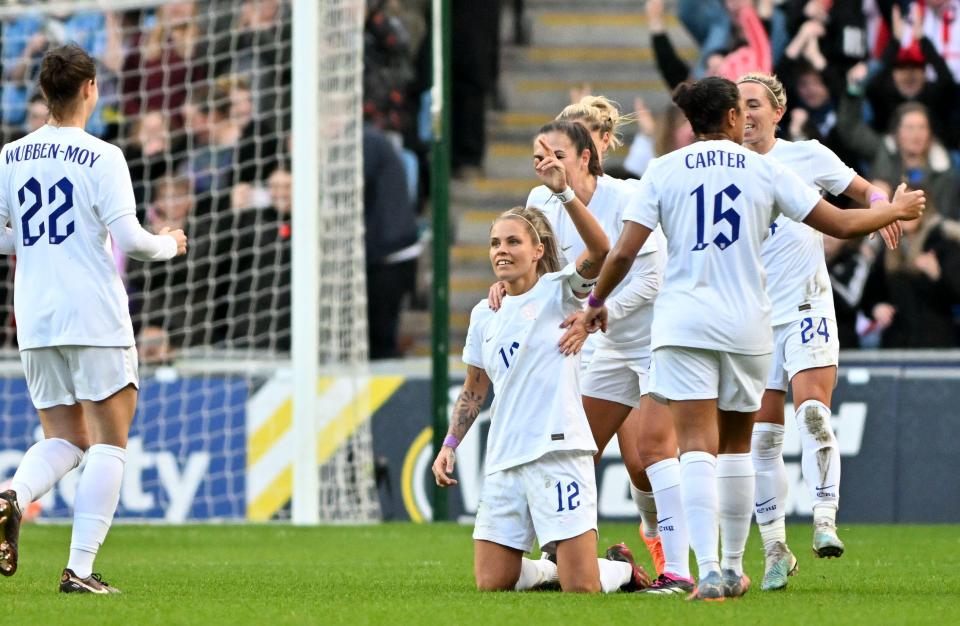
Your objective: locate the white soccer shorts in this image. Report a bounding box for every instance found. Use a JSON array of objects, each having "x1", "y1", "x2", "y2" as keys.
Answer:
[
  {"x1": 473, "y1": 450, "x2": 598, "y2": 553},
  {"x1": 21, "y1": 346, "x2": 140, "y2": 409},
  {"x1": 765, "y1": 317, "x2": 840, "y2": 392},
  {"x1": 649, "y1": 346, "x2": 770, "y2": 413},
  {"x1": 580, "y1": 350, "x2": 649, "y2": 408}
]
